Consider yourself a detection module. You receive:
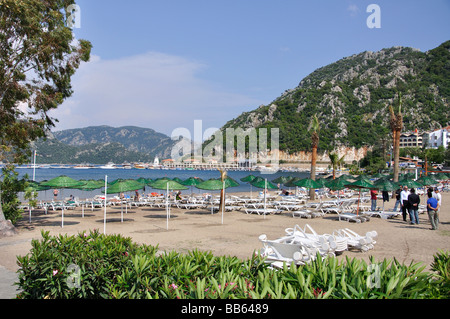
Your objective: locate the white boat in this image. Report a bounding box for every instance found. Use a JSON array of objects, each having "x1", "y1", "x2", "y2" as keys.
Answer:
[{"x1": 99, "y1": 162, "x2": 117, "y2": 169}]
